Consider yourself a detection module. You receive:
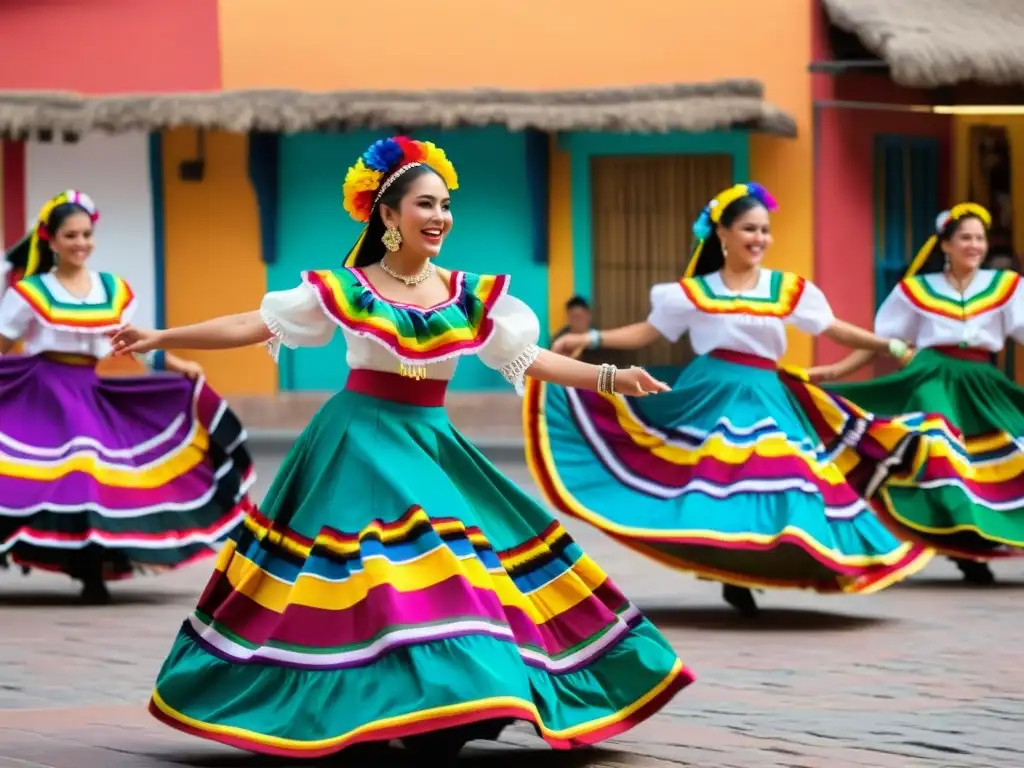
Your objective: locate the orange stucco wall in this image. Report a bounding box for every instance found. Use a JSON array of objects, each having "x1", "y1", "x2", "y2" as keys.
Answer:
[
  {"x1": 161, "y1": 128, "x2": 275, "y2": 395},
  {"x1": 218, "y1": 0, "x2": 812, "y2": 362}
]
